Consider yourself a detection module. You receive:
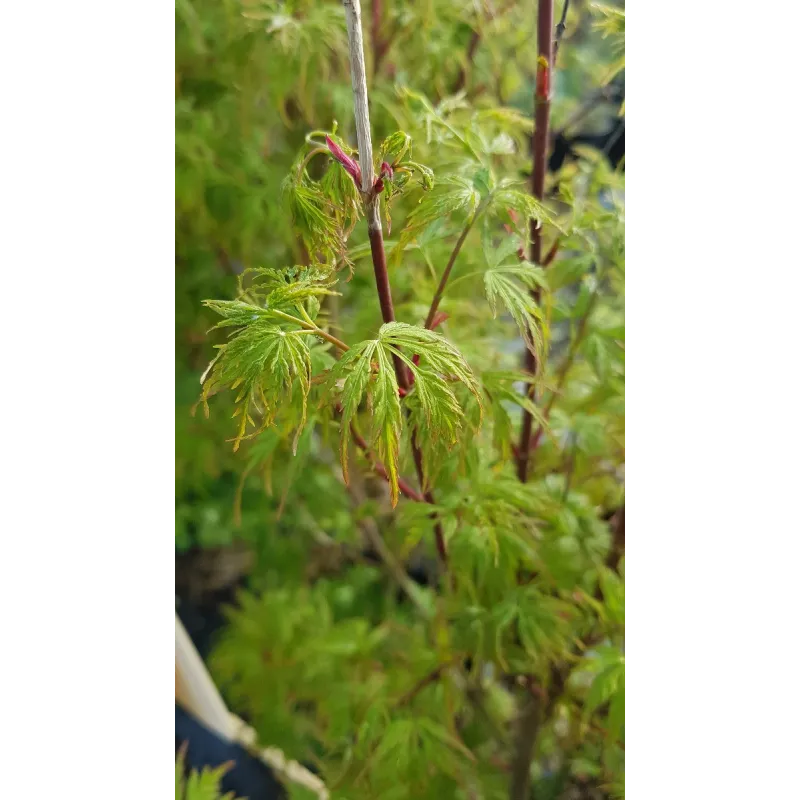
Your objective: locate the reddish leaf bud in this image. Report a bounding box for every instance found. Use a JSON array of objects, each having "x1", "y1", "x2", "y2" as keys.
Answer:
[
  {"x1": 536, "y1": 56, "x2": 550, "y2": 100},
  {"x1": 325, "y1": 135, "x2": 362, "y2": 187}
]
